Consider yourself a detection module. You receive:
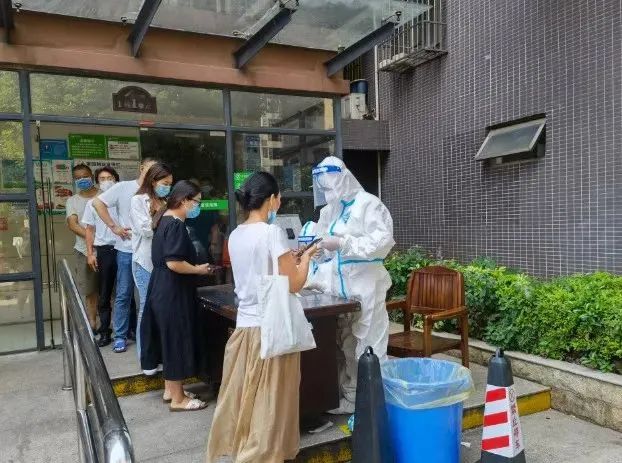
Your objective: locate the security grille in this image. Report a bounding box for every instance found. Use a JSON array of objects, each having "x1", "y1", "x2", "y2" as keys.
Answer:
[{"x1": 378, "y1": 0, "x2": 447, "y2": 73}]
